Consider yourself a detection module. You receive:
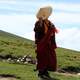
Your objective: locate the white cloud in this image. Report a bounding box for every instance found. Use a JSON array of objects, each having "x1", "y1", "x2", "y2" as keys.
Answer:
[
  {"x1": 0, "y1": 1, "x2": 80, "y2": 16},
  {"x1": 53, "y1": 3, "x2": 80, "y2": 12},
  {"x1": 0, "y1": 0, "x2": 16, "y2": 3},
  {"x1": 49, "y1": 12, "x2": 80, "y2": 25},
  {"x1": 0, "y1": 14, "x2": 36, "y2": 35},
  {"x1": 56, "y1": 28, "x2": 80, "y2": 51},
  {"x1": 22, "y1": 31, "x2": 35, "y2": 40}
]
